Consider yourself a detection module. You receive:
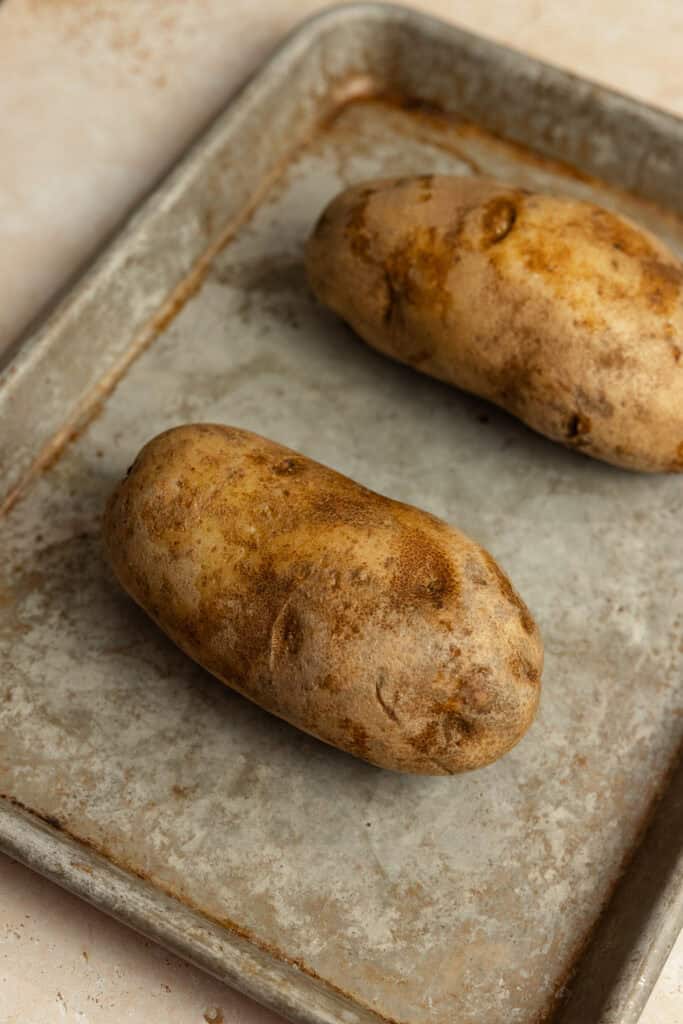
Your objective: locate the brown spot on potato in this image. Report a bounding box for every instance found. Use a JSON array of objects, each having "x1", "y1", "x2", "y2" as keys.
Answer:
[
  {"x1": 597, "y1": 348, "x2": 628, "y2": 370},
  {"x1": 639, "y1": 259, "x2": 683, "y2": 315},
  {"x1": 389, "y1": 529, "x2": 459, "y2": 612},
  {"x1": 481, "y1": 197, "x2": 517, "y2": 246},
  {"x1": 273, "y1": 457, "x2": 304, "y2": 476},
  {"x1": 518, "y1": 235, "x2": 573, "y2": 277},
  {"x1": 509, "y1": 650, "x2": 542, "y2": 686},
  {"x1": 588, "y1": 207, "x2": 659, "y2": 261},
  {"x1": 384, "y1": 225, "x2": 454, "y2": 322},
  {"x1": 457, "y1": 666, "x2": 496, "y2": 713},
  {"x1": 443, "y1": 711, "x2": 476, "y2": 740},
  {"x1": 671, "y1": 441, "x2": 683, "y2": 471},
  {"x1": 319, "y1": 673, "x2": 341, "y2": 693},
  {"x1": 344, "y1": 188, "x2": 376, "y2": 262},
  {"x1": 673, "y1": 346, "x2": 682, "y2": 363},
  {"x1": 416, "y1": 174, "x2": 435, "y2": 203},
  {"x1": 580, "y1": 209, "x2": 683, "y2": 314},
  {"x1": 410, "y1": 708, "x2": 474, "y2": 762},
  {"x1": 309, "y1": 487, "x2": 387, "y2": 528},
  {"x1": 566, "y1": 412, "x2": 592, "y2": 444},
  {"x1": 410, "y1": 719, "x2": 438, "y2": 755},
  {"x1": 247, "y1": 450, "x2": 269, "y2": 466},
  {"x1": 382, "y1": 270, "x2": 401, "y2": 326},
  {"x1": 480, "y1": 550, "x2": 535, "y2": 635}
]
